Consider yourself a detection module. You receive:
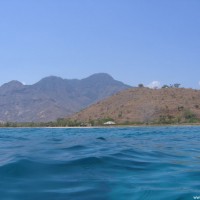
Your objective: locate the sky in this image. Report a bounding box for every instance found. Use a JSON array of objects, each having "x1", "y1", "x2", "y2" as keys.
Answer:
[{"x1": 0, "y1": 0, "x2": 200, "y2": 88}]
